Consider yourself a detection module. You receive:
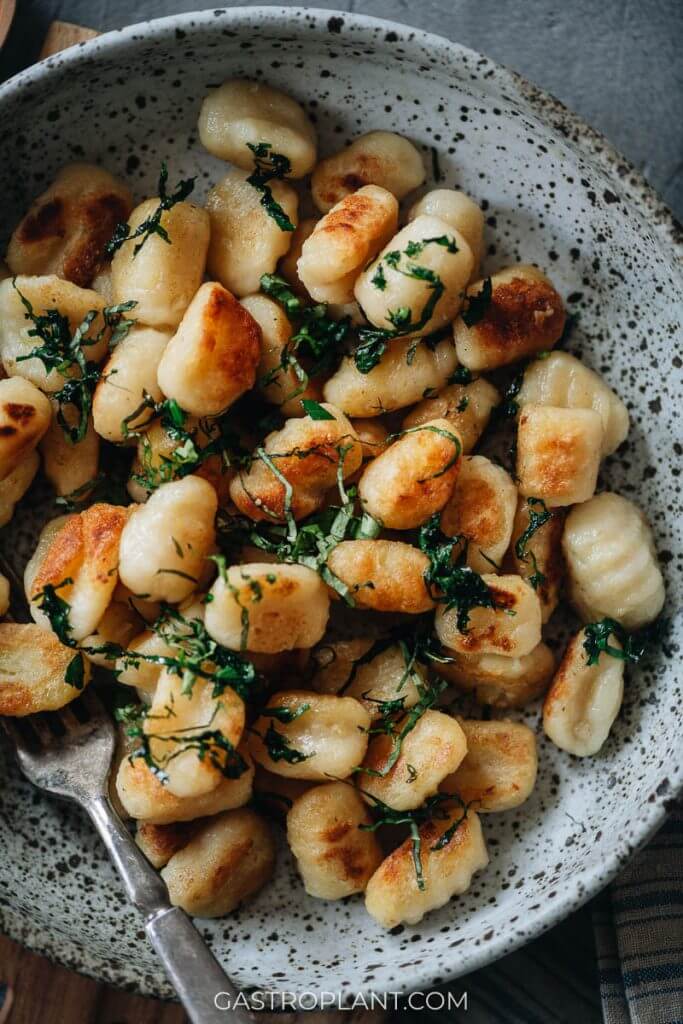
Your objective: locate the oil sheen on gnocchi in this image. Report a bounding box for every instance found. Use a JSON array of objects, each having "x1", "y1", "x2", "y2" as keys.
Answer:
[{"x1": 0, "y1": 75, "x2": 664, "y2": 931}]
